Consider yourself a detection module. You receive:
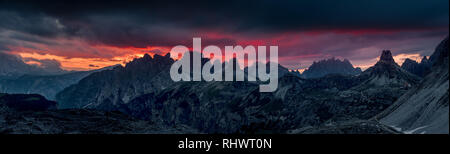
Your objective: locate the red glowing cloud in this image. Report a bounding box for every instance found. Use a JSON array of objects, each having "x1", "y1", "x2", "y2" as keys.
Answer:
[{"x1": 1, "y1": 27, "x2": 448, "y2": 71}]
